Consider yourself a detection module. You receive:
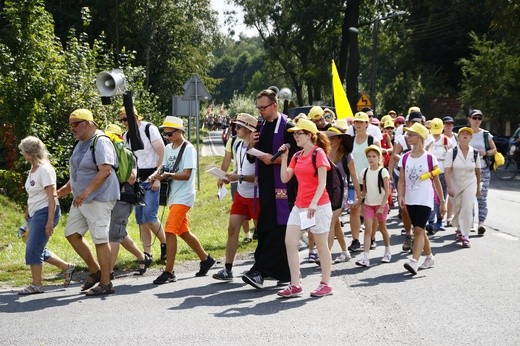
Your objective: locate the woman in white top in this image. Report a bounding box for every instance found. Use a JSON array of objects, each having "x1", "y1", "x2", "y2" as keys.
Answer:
[
  {"x1": 18, "y1": 136, "x2": 75, "y2": 295},
  {"x1": 445, "y1": 127, "x2": 481, "y2": 248},
  {"x1": 397, "y1": 123, "x2": 445, "y2": 275}
]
